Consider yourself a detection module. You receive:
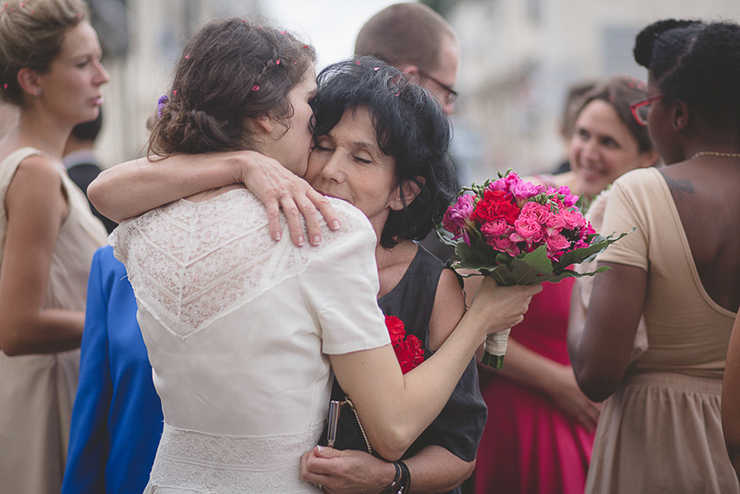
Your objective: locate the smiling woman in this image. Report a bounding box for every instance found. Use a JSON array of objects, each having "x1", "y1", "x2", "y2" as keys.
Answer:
[{"x1": 0, "y1": 0, "x2": 109, "y2": 492}]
